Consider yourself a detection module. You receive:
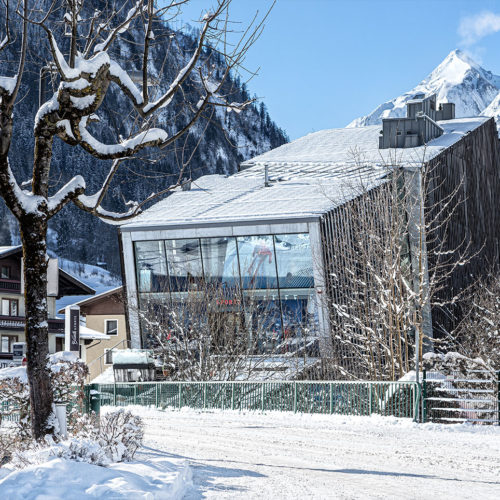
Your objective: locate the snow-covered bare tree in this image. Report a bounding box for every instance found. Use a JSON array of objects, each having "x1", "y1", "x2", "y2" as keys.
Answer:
[
  {"x1": 322, "y1": 160, "x2": 476, "y2": 381},
  {"x1": 0, "y1": 0, "x2": 271, "y2": 438},
  {"x1": 129, "y1": 280, "x2": 320, "y2": 381},
  {"x1": 450, "y1": 272, "x2": 500, "y2": 370}
]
